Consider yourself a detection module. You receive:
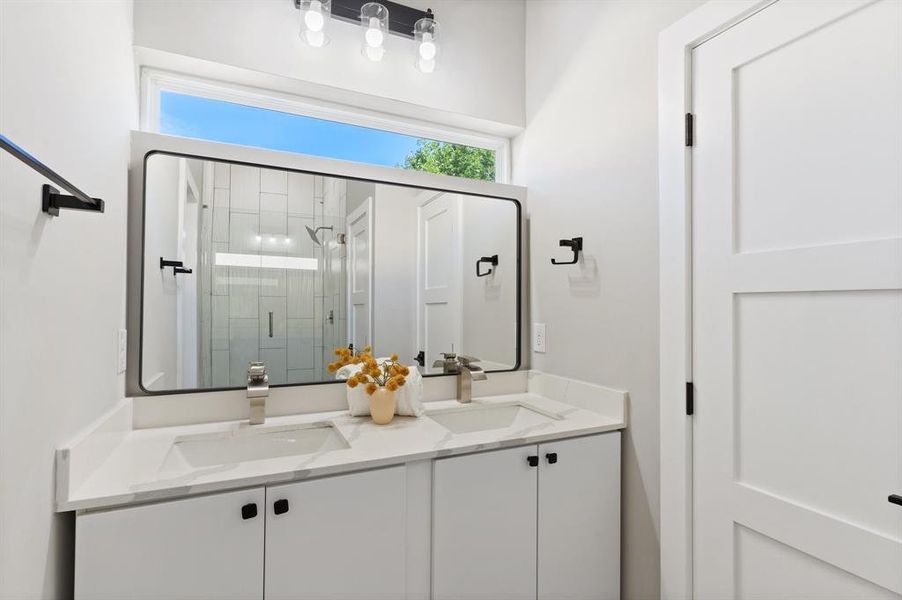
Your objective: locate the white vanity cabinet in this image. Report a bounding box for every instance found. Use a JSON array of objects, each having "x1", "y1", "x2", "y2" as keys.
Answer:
[
  {"x1": 537, "y1": 433, "x2": 620, "y2": 599},
  {"x1": 432, "y1": 444, "x2": 539, "y2": 599},
  {"x1": 75, "y1": 487, "x2": 265, "y2": 600},
  {"x1": 75, "y1": 465, "x2": 422, "y2": 600},
  {"x1": 74, "y1": 433, "x2": 619, "y2": 600},
  {"x1": 432, "y1": 432, "x2": 621, "y2": 600},
  {"x1": 264, "y1": 465, "x2": 408, "y2": 600}
]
